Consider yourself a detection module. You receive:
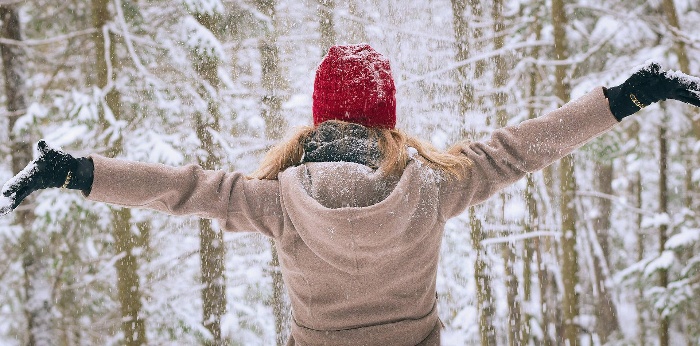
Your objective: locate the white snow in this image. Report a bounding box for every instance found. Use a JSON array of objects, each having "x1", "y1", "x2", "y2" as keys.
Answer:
[
  {"x1": 1, "y1": 161, "x2": 37, "y2": 196},
  {"x1": 12, "y1": 102, "x2": 48, "y2": 135},
  {"x1": 644, "y1": 251, "x2": 676, "y2": 277},
  {"x1": 502, "y1": 198, "x2": 526, "y2": 221},
  {"x1": 407, "y1": 146, "x2": 418, "y2": 159},
  {"x1": 481, "y1": 231, "x2": 560, "y2": 246},
  {"x1": 182, "y1": 16, "x2": 225, "y2": 60},
  {"x1": 282, "y1": 94, "x2": 312, "y2": 110},
  {"x1": 43, "y1": 123, "x2": 89, "y2": 147},
  {"x1": 666, "y1": 69, "x2": 700, "y2": 88},
  {"x1": 665, "y1": 229, "x2": 700, "y2": 250},
  {"x1": 590, "y1": 16, "x2": 619, "y2": 43},
  {"x1": 641, "y1": 212, "x2": 671, "y2": 228},
  {"x1": 0, "y1": 196, "x2": 13, "y2": 216},
  {"x1": 633, "y1": 61, "x2": 657, "y2": 73},
  {"x1": 183, "y1": 0, "x2": 224, "y2": 15}
]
